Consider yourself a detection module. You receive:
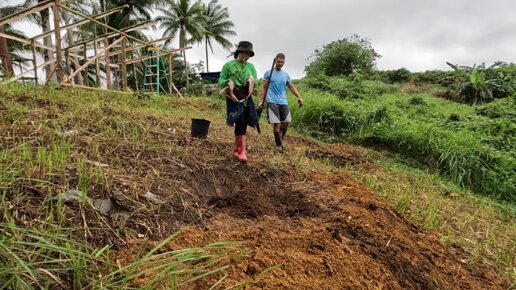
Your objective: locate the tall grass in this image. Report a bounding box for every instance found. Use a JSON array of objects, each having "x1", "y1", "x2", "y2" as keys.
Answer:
[
  {"x1": 290, "y1": 87, "x2": 516, "y2": 202},
  {"x1": 0, "y1": 222, "x2": 238, "y2": 289},
  {"x1": 0, "y1": 83, "x2": 240, "y2": 289}
]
